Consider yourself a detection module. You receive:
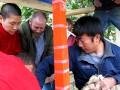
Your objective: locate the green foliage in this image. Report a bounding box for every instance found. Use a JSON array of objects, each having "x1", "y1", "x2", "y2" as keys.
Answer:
[
  {"x1": 66, "y1": 0, "x2": 116, "y2": 41},
  {"x1": 66, "y1": 0, "x2": 80, "y2": 9},
  {"x1": 104, "y1": 25, "x2": 116, "y2": 41},
  {"x1": 21, "y1": 7, "x2": 37, "y2": 22},
  {"x1": 66, "y1": 0, "x2": 93, "y2": 9},
  {"x1": 21, "y1": 1, "x2": 116, "y2": 41}
]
